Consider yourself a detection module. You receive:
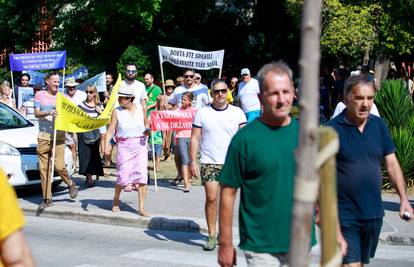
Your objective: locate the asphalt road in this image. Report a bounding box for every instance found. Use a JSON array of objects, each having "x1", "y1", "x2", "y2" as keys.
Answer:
[{"x1": 24, "y1": 216, "x2": 414, "y2": 267}]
